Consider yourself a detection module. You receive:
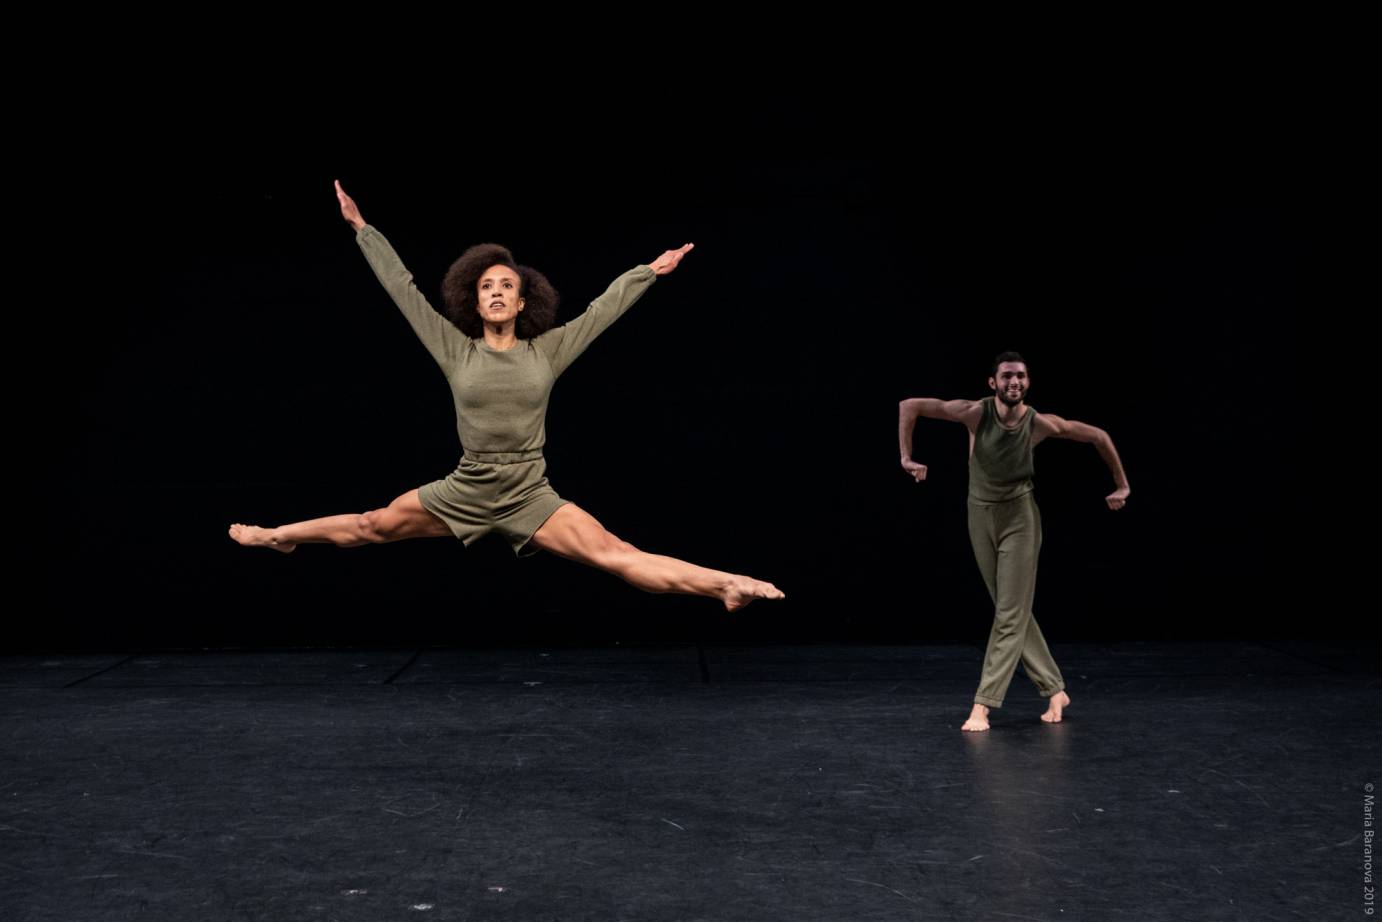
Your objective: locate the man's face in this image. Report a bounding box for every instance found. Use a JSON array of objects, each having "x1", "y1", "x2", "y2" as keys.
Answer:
[{"x1": 989, "y1": 362, "x2": 1029, "y2": 407}]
